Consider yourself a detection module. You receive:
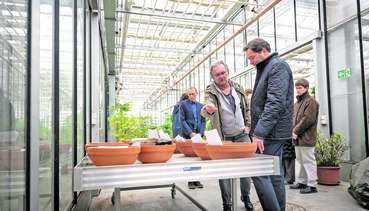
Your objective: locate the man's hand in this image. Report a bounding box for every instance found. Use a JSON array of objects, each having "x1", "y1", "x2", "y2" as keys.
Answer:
[
  {"x1": 204, "y1": 103, "x2": 218, "y2": 114},
  {"x1": 253, "y1": 136, "x2": 264, "y2": 154},
  {"x1": 292, "y1": 133, "x2": 297, "y2": 140},
  {"x1": 244, "y1": 127, "x2": 250, "y2": 134}
]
